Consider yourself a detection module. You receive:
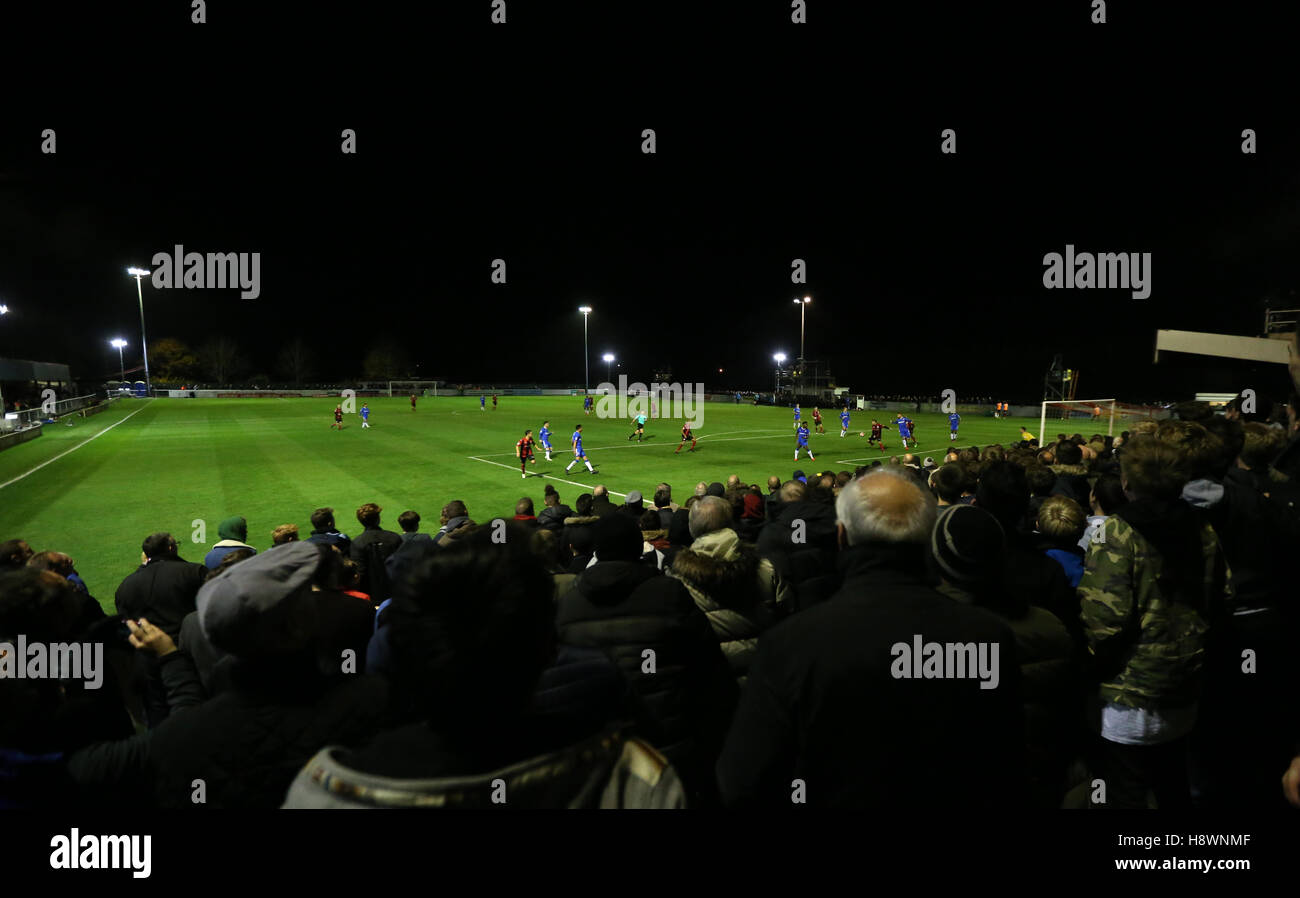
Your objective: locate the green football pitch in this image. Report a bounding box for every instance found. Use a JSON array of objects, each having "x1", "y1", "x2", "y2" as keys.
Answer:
[{"x1": 0, "y1": 397, "x2": 1046, "y2": 612}]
